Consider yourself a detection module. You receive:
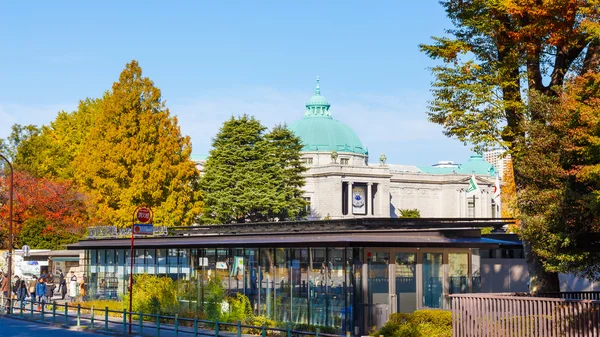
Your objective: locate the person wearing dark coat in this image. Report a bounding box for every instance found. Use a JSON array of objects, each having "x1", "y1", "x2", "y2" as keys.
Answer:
[
  {"x1": 59, "y1": 273, "x2": 67, "y2": 300},
  {"x1": 45, "y1": 278, "x2": 55, "y2": 302}
]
